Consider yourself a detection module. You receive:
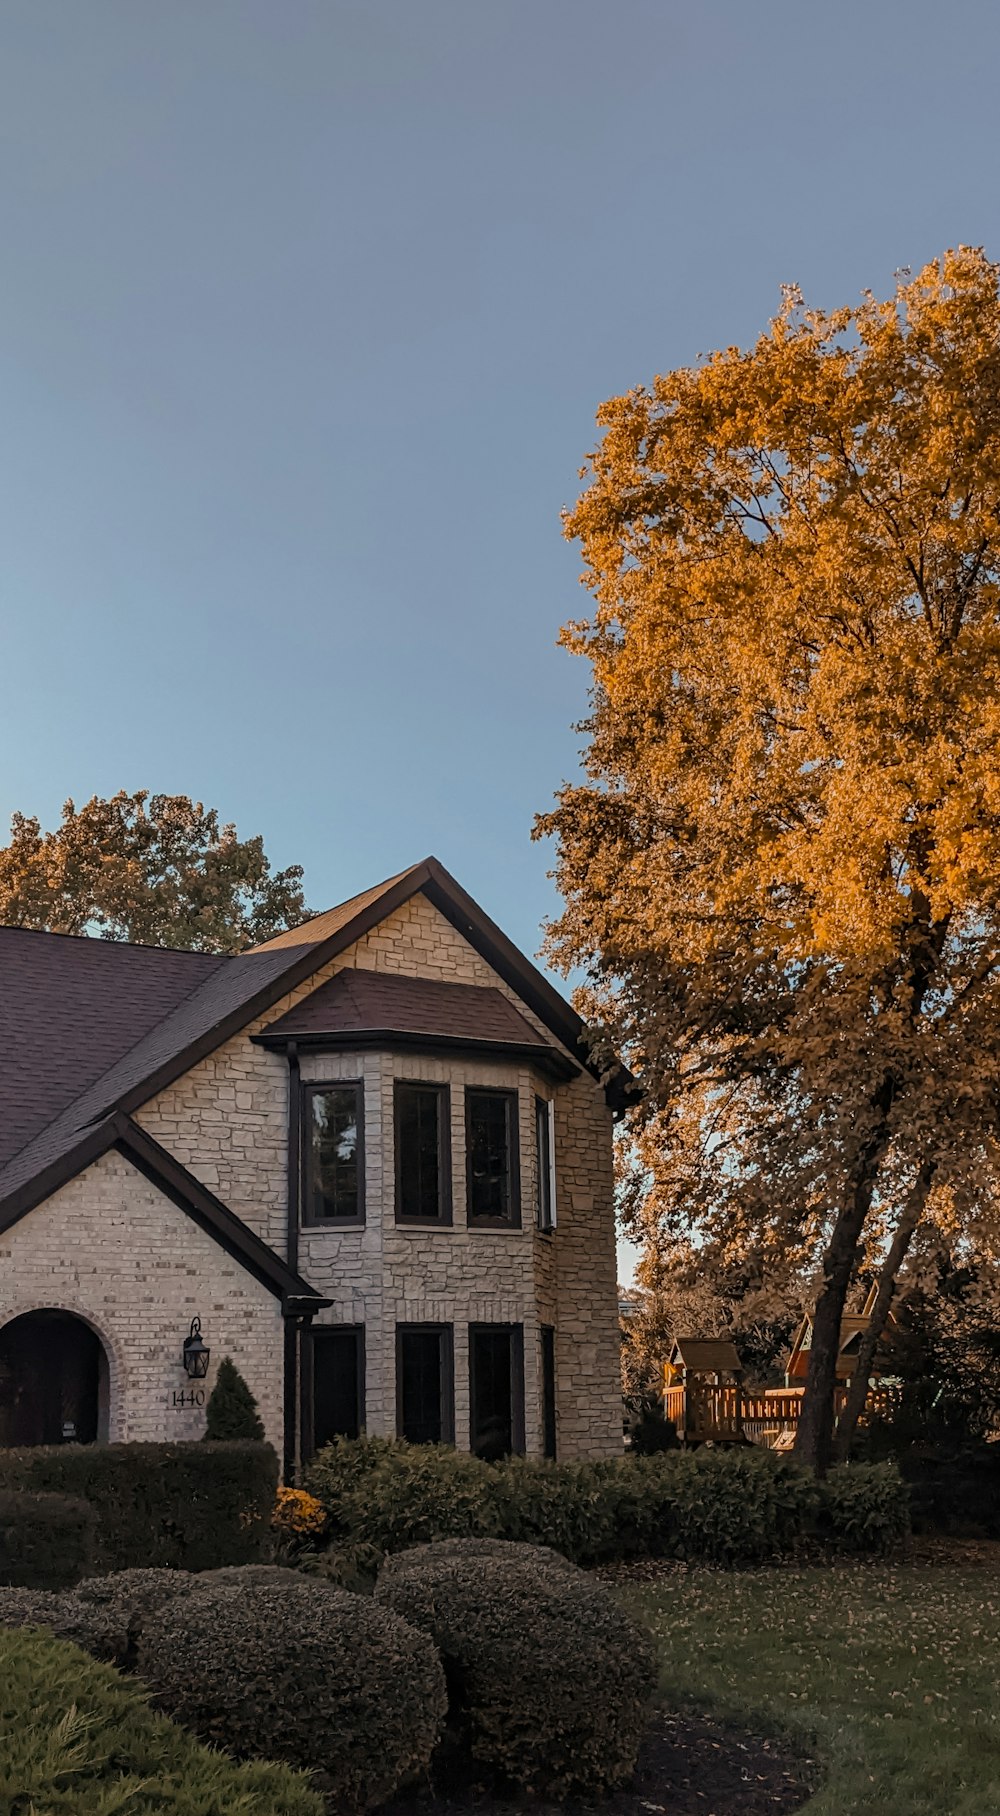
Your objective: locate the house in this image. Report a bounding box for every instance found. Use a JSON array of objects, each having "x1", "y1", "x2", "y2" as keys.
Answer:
[{"x1": 0, "y1": 858, "x2": 626, "y2": 1477}]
